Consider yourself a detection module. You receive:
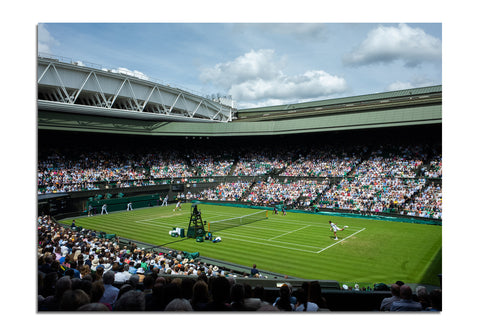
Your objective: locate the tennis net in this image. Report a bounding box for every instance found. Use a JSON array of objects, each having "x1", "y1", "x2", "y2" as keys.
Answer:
[{"x1": 208, "y1": 210, "x2": 268, "y2": 233}]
